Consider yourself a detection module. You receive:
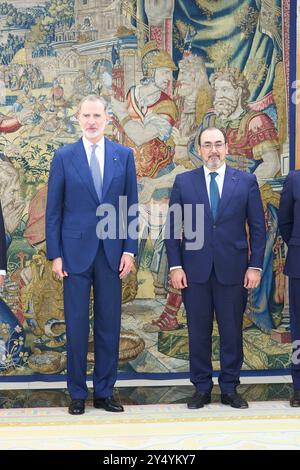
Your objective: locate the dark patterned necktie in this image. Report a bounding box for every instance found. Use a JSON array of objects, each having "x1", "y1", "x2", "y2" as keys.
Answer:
[{"x1": 209, "y1": 172, "x2": 220, "y2": 221}]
